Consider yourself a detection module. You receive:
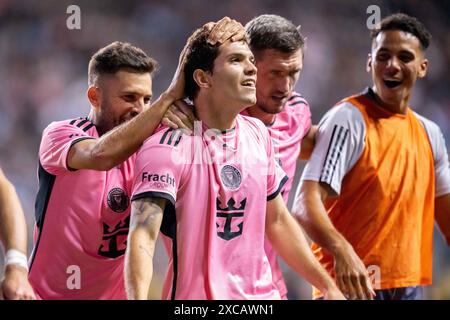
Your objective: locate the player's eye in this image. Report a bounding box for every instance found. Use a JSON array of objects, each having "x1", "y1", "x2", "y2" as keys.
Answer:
[
  {"x1": 376, "y1": 53, "x2": 390, "y2": 61},
  {"x1": 290, "y1": 70, "x2": 300, "y2": 79},
  {"x1": 144, "y1": 97, "x2": 151, "y2": 104},
  {"x1": 123, "y1": 95, "x2": 135, "y2": 102},
  {"x1": 399, "y1": 54, "x2": 414, "y2": 63}
]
